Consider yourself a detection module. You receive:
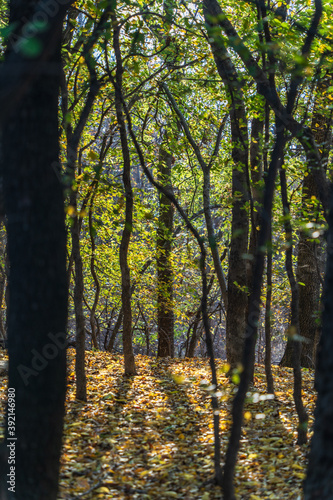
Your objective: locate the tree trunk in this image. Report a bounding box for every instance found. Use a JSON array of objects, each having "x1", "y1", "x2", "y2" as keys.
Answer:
[
  {"x1": 113, "y1": 18, "x2": 137, "y2": 376},
  {"x1": 248, "y1": 115, "x2": 264, "y2": 286},
  {"x1": 225, "y1": 134, "x2": 249, "y2": 368},
  {"x1": 281, "y1": 75, "x2": 332, "y2": 368},
  {"x1": 203, "y1": 6, "x2": 250, "y2": 368},
  {"x1": 265, "y1": 225, "x2": 275, "y2": 394},
  {"x1": 187, "y1": 312, "x2": 202, "y2": 358},
  {"x1": 280, "y1": 159, "x2": 308, "y2": 445},
  {"x1": 0, "y1": 2, "x2": 71, "y2": 497},
  {"x1": 297, "y1": 235, "x2": 321, "y2": 368},
  {"x1": 304, "y1": 185, "x2": 333, "y2": 498},
  {"x1": 88, "y1": 192, "x2": 100, "y2": 349},
  {"x1": 221, "y1": 120, "x2": 285, "y2": 500},
  {"x1": 106, "y1": 308, "x2": 123, "y2": 352},
  {"x1": 66, "y1": 122, "x2": 87, "y2": 402},
  {"x1": 186, "y1": 276, "x2": 215, "y2": 357},
  {"x1": 71, "y1": 210, "x2": 87, "y2": 400},
  {"x1": 157, "y1": 147, "x2": 174, "y2": 357}
]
